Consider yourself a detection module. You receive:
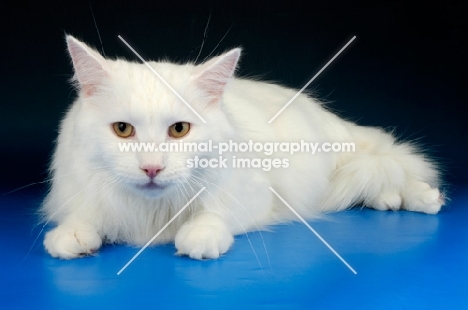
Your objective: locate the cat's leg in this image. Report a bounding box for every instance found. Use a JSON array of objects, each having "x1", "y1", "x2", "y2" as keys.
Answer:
[
  {"x1": 174, "y1": 212, "x2": 233, "y2": 259},
  {"x1": 44, "y1": 218, "x2": 102, "y2": 259},
  {"x1": 174, "y1": 167, "x2": 272, "y2": 259},
  {"x1": 322, "y1": 127, "x2": 444, "y2": 214}
]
